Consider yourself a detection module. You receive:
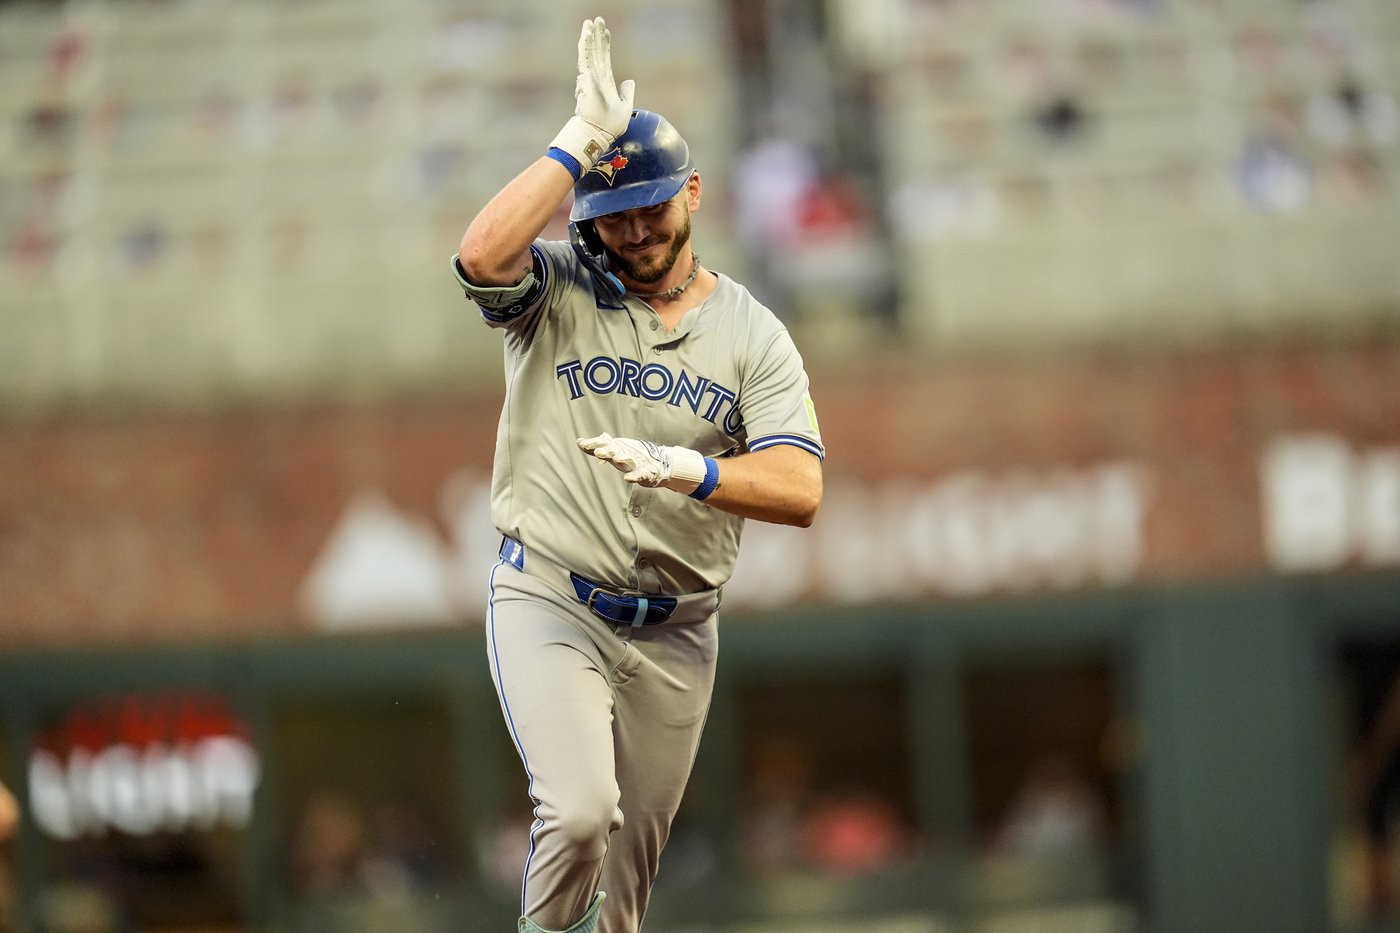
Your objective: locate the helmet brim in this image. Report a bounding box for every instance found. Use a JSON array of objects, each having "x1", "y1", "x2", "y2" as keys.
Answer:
[{"x1": 569, "y1": 170, "x2": 692, "y2": 222}]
